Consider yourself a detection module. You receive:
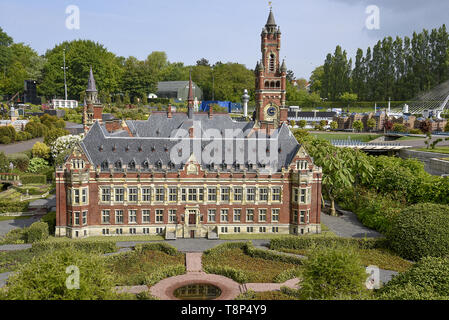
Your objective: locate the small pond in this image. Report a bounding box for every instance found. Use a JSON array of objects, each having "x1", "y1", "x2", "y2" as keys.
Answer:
[{"x1": 173, "y1": 283, "x2": 222, "y2": 300}]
